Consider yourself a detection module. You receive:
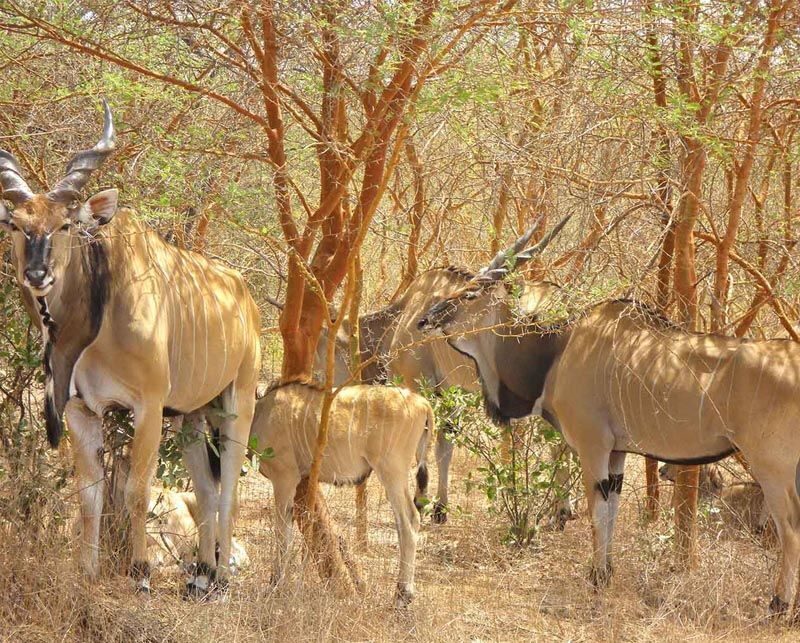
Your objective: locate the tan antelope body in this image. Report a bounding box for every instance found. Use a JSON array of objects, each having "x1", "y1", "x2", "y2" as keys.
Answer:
[
  {"x1": 419, "y1": 217, "x2": 800, "y2": 616},
  {"x1": 0, "y1": 103, "x2": 260, "y2": 594},
  {"x1": 251, "y1": 381, "x2": 432, "y2": 606},
  {"x1": 317, "y1": 268, "x2": 476, "y2": 522},
  {"x1": 145, "y1": 489, "x2": 249, "y2": 573},
  {"x1": 317, "y1": 268, "x2": 572, "y2": 524}
]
